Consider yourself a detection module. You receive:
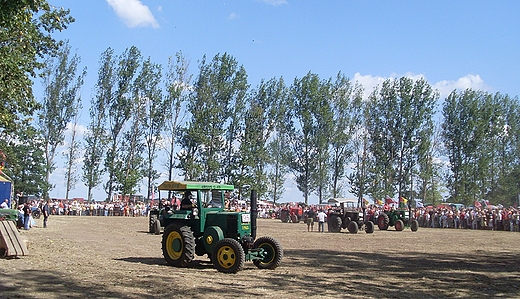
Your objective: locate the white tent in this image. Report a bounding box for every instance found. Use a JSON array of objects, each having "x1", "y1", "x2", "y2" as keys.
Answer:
[{"x1": 327, "y1": 198, "x2": 357, "y2": 205}]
